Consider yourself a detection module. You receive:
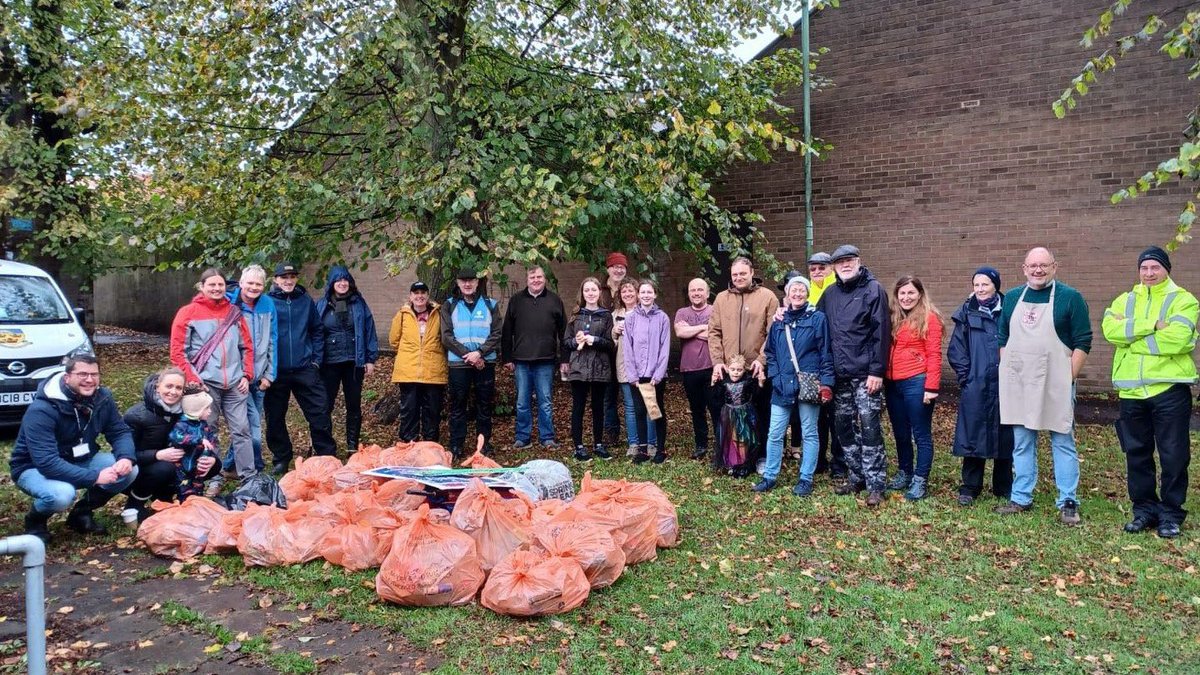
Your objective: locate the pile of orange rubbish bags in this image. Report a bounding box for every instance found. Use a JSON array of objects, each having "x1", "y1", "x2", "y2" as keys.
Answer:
[{"x1": 136, "y1": 442, "x2": 679, "y2": 616}]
